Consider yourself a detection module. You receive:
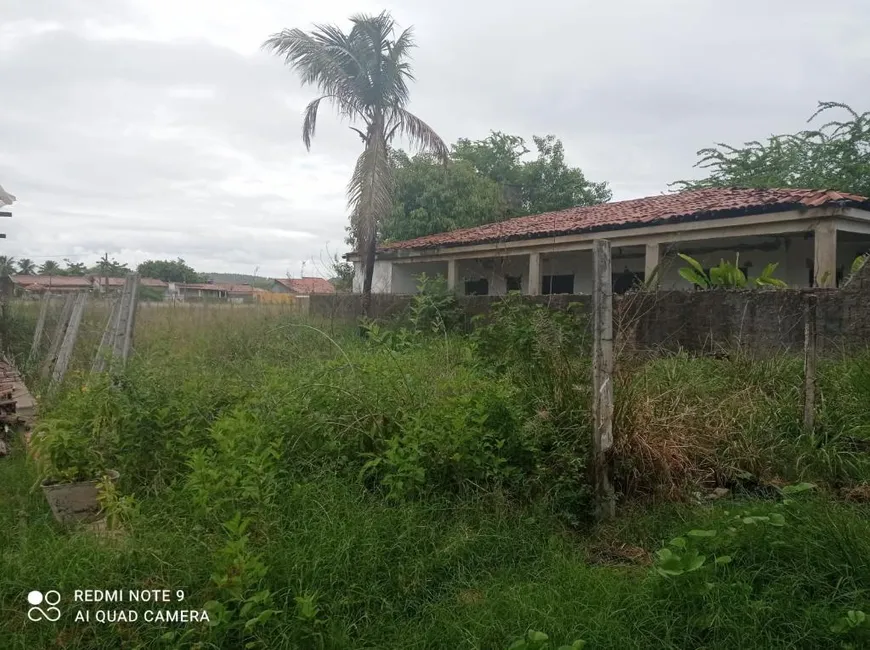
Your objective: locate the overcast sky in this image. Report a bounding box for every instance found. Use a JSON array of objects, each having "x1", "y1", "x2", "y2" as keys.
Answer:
[{"x1": 2, "y1": 0, "x2": 869, "y2": 278}]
